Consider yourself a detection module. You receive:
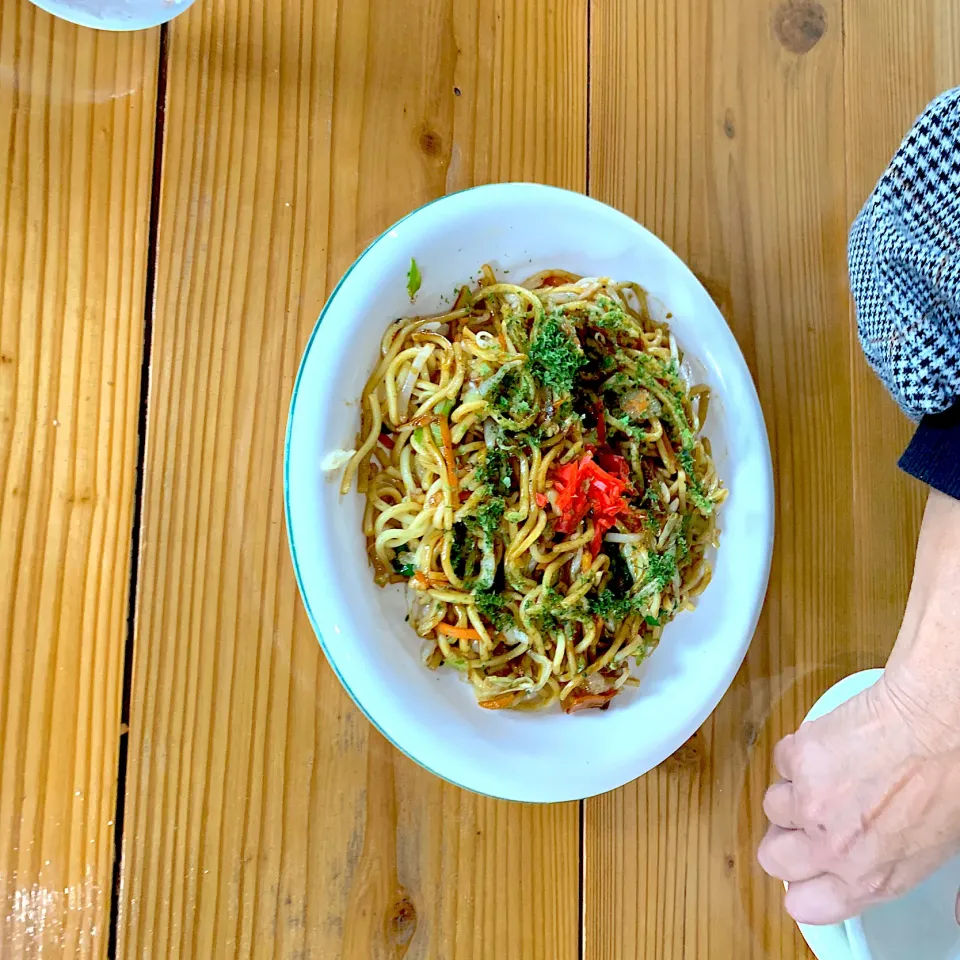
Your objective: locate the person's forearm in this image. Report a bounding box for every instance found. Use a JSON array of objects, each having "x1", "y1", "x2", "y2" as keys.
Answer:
[{"x1": 883, "y1": 490, "x2": 960, "y2": 752}]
